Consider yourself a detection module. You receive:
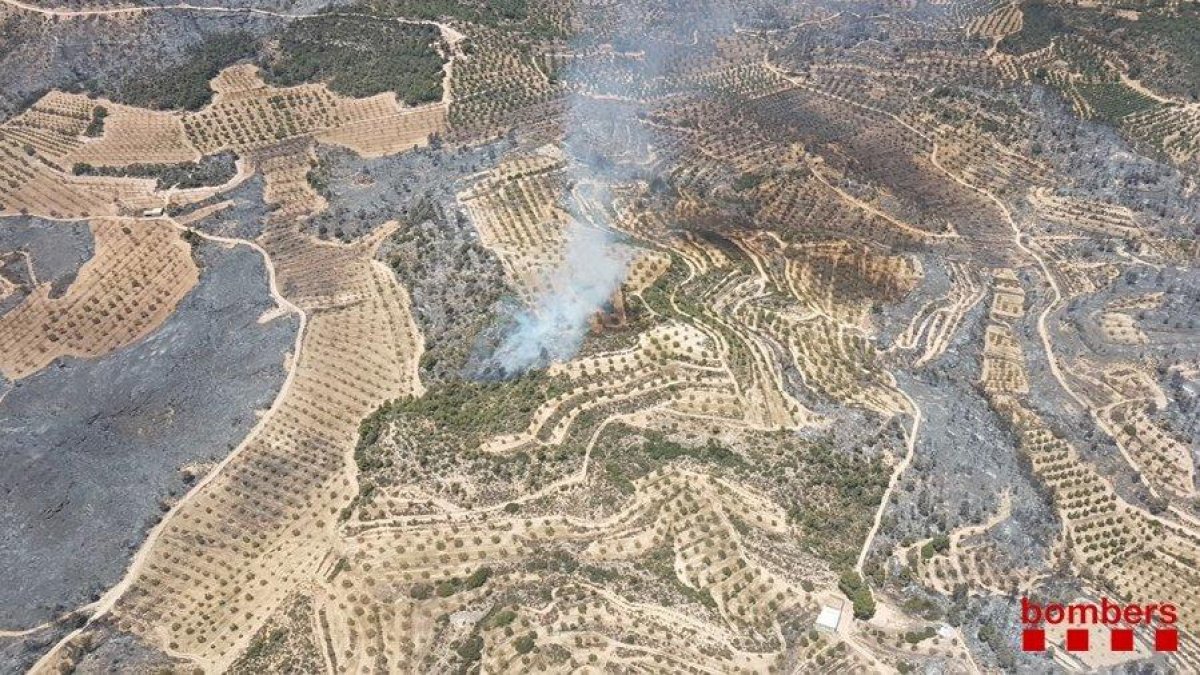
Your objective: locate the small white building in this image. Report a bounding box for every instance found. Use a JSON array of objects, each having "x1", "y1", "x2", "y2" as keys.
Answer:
[{"x1": 815, "y1": 604, "x2": 843, "y2": 633}]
